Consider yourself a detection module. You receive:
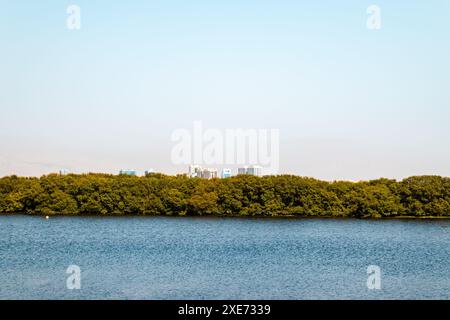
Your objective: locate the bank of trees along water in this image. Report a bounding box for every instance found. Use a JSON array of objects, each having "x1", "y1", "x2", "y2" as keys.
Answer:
[{"x1": 0, "y1": 174, "x2": 449, "y2": 217}]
